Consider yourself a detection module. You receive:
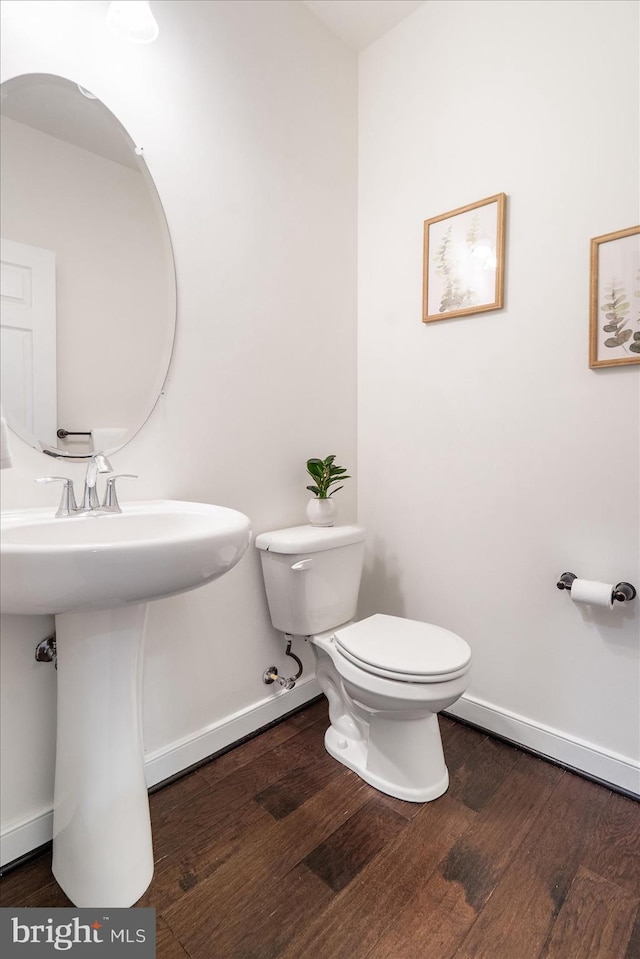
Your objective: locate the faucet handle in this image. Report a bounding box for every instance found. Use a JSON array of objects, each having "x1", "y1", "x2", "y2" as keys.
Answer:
[
  {"x1": 102, "y1": 474, "x2": 138, "y2": 512},
  {"x1": 35, "y1": 476, "x2": 78, "y2": 517}
]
